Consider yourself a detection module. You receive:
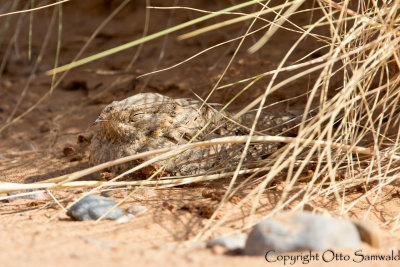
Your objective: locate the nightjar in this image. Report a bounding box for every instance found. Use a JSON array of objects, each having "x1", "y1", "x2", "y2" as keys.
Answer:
[{"x1": 89, "y1": 93, "x2": 300, "y2": 177}]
